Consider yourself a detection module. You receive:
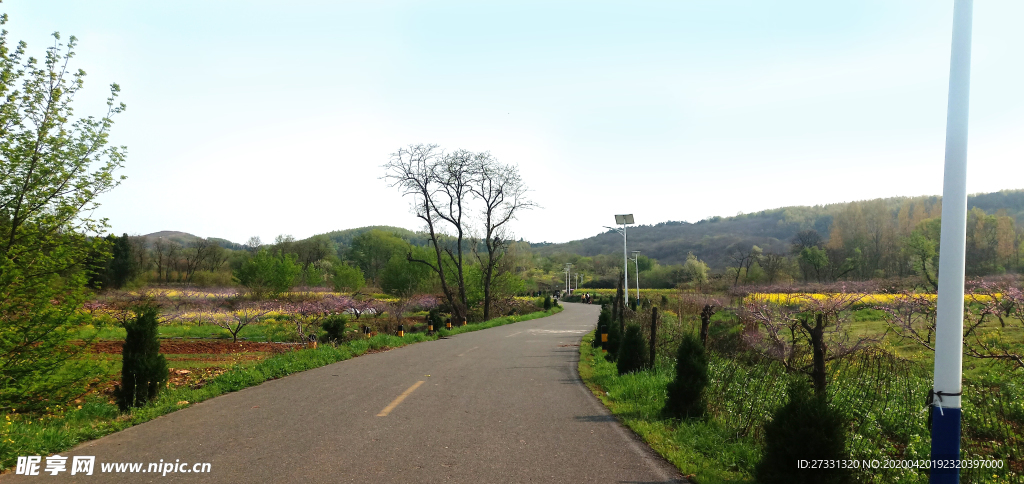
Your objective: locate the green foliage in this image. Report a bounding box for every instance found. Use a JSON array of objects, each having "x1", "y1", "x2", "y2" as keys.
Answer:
[
  {"x1": 604, "y1": 309, "x2": 622, "y2": 357},
  {"x1": 594, "y1": 308, "x2": 612, "y2": 349},
  {"x1": 348, "y1": 229, "x2": 411, "y2": 285},
  {"x1": 906, "y1": 226, "x2": 938, "y2": 289},
  {"x1": 755, "y1": 379, "x2": 849, "y2": 484},
  {"x1": 234, "y1": 249, "x2": 300, "y2": 298},
  {"x1": 92, "y1": 233, "x2": 140, "y2": 290},
  {"x1": 0, "y1": 25, "x2": 124, "y2": 413},
  {"x1": 380, "y1": 253, "x2": 432, "y2": 296},
  {"x1": 427, "y1": 308, "x2": 443, "y2": 330},
  {"x1": 320, "y1": 314, "x2": 348, "y2": 344},
  {"x1": 543, "y1": 295, "x2": 552, "y2": 310},
  {"x1": 679, "y1": 250, "x2": 712, "y2": 284},
  {"x1": 663, "y1": 333, "x2": 708, "y2": 419},
  {"x1": 115, "y1": 307, "x2": 168, "y2": 412},
  {"x1": 616, "y1": 324, "x2": 648, "y2": 375},
  {"x1": 331, "y1": 263, "x2": 365, "y2": 293}
]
